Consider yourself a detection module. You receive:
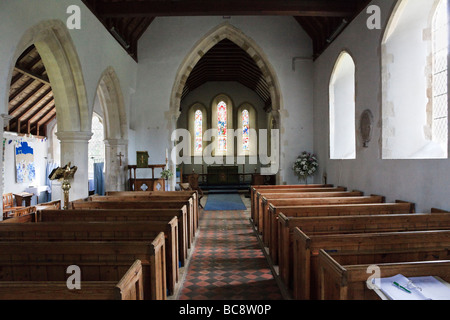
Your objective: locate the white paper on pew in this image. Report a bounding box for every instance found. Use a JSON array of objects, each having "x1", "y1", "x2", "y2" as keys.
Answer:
[{"x1": 376, "y1": 274, "x2": 450, "y2": 300}]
